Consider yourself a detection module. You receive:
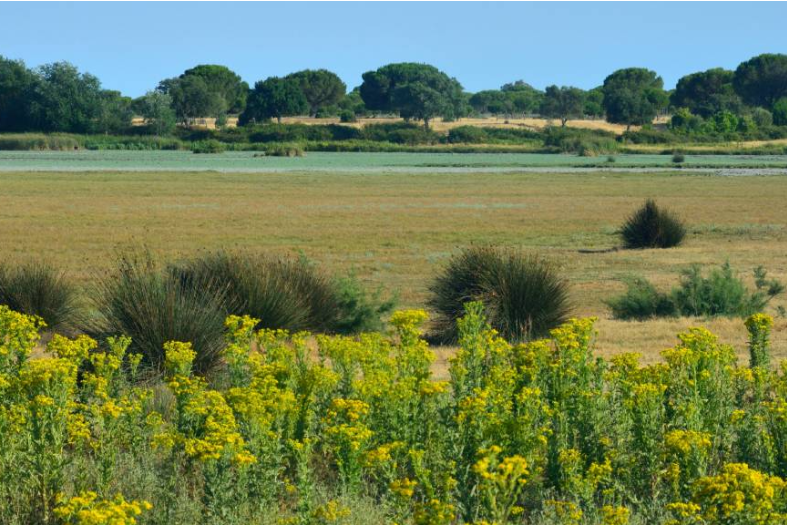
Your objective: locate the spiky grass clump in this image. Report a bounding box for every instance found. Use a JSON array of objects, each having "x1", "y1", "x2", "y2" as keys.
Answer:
[
  {"x1": 620, "y1": 199, "x2": 686, "y2": 249},
  {"x1": 172, "y1": 251, "x2": 393, "y2": 334},
  {"x1": 428, "y1": 246, "x2": 571, "y2": 343},
  {"x1": 90, "y1": 253, "x2": 232, "y2": 376},
  {"x1": 0, "y1": 261, "x2": 82, "y2": 333}
]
